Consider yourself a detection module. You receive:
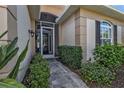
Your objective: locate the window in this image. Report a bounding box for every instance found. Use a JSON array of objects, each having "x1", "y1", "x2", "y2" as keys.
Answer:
[{"x1": 100, "y1": 21, "x2": 113, "y2": 45}]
